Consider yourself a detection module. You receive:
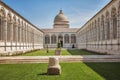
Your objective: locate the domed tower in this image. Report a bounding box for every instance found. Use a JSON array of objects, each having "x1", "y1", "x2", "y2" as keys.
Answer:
[{"x1": 54, "y1": 10, "x2": 69, "y2": 28}]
